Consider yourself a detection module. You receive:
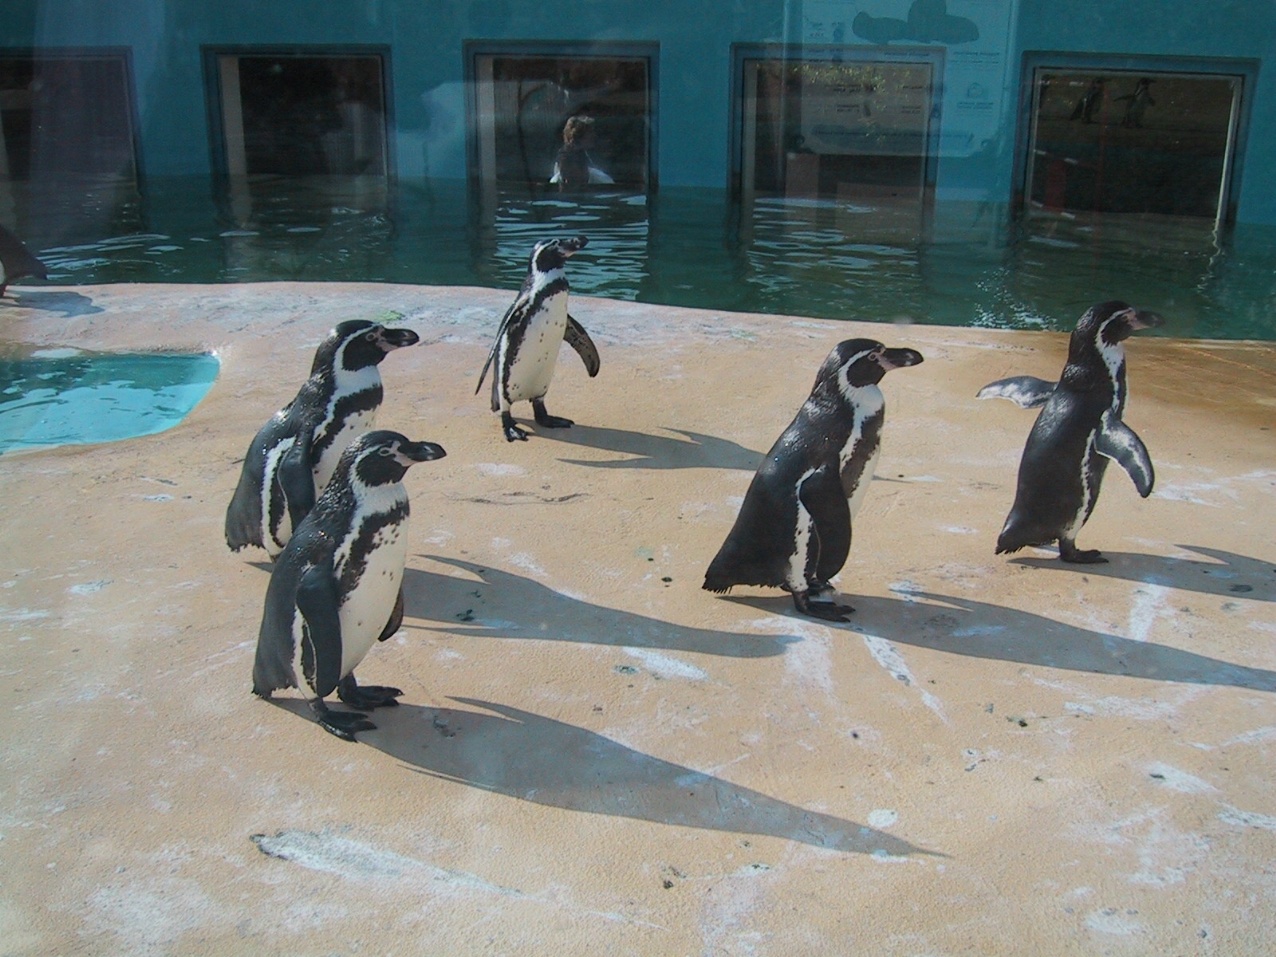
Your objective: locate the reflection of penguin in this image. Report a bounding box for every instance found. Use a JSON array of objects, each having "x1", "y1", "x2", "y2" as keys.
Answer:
[
  {"x1": 252, "y1": 430, "x2": 446, "y2": 741},
  {"x1": 225, "y1": 320, "x2": 419, "y2": 558},
  {"x1": 704, "y1": 339, "x2": 924, "y2": 621},
  {"x1": 1117, "y1": 78, "x2": 1156, "y2": 129},
  {"x1": 475, "y1": 236, "x2": 600, "y2": 442},
  {"x1": 549, "y1": 115, "x2": 614, "y2": 190},
  {"x1": 1070, "y1": 78, "x2": 1105, "y2": 123},
  {"x1": 0, "y1": 223, "x2": 48, "y2": 297},
  {"x1": 979, "y1": 301, "x2": 1163, "y2": 563}
]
